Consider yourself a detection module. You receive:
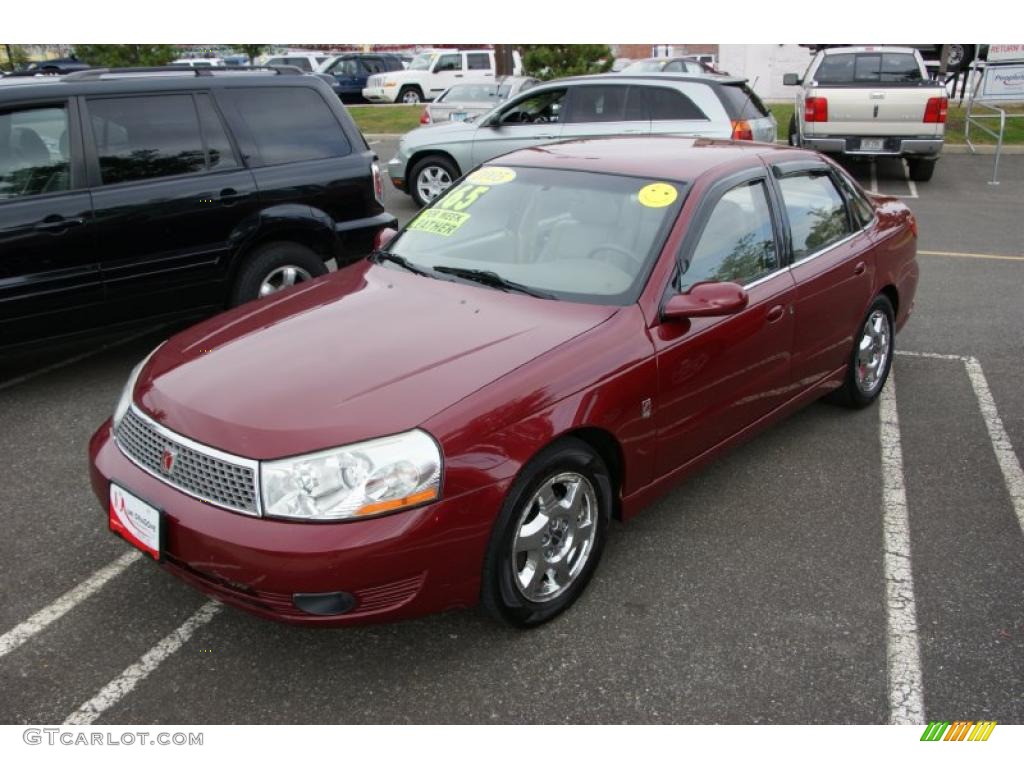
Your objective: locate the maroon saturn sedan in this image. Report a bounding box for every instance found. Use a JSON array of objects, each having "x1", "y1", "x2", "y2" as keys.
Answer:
[{"x1": 90, "y1": 136, "x2": 919, "y2": 628}]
